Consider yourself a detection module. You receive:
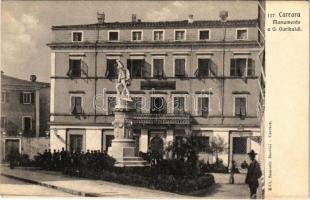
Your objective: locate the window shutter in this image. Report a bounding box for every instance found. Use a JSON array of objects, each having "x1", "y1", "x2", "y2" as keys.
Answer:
[
  {"x1": 20, "y1": 92, "x2": 24, "y2": 104},
  {"x1": 31, "y1": 92, "x2": 35, "y2": 104},
  {"x1": 71, "y1": 96, "x2": 76, "y2": 113},
  {"x1": 197, "y1": 97, "x2": 202, "y2": 115},
  {"x1": 240, "y1": 98, "x2": 246, "y2": 117},
  {"x1": 81, "y1": 60, "x2": 88, "y2": 77},
  {"x1": 230, "y1": 59, "x2": 236, "y2": 76},
  {"x1": 143, "y1": 60, "x2": 151, "y2": 78},
  {"x1": 235, "y1": 98, "x2": 241, "y2": 116},
  {"x1": 67, "y1": 60, "x2": 74, "y2": 77},
  {"x1": 75, "y1": 97, "x2": 82, "y2": 114},
  {"x1": 247, "y1": 59, "x2": 255, "y2": 76},
  {"x1": 210, "y1": 60, "x2": 217, "y2": 76}
]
